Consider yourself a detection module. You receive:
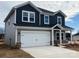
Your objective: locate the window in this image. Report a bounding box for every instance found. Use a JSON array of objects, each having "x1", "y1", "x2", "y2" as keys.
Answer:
[
  {"x1": 44, "y1": 15, "x2": 49, "y2": 24},
  {"x1": 22, "y1": 10, "x2": 35, "y2": 23},
  {"x1": 57, "y1": 16, "x2": 62, "y2": 25},
  {"x1": 29, "y1": 13, "x2": 35, "y2": 23},
  {"x1": 22, "y1": 11, "x2": 28, "y2": 22}
]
